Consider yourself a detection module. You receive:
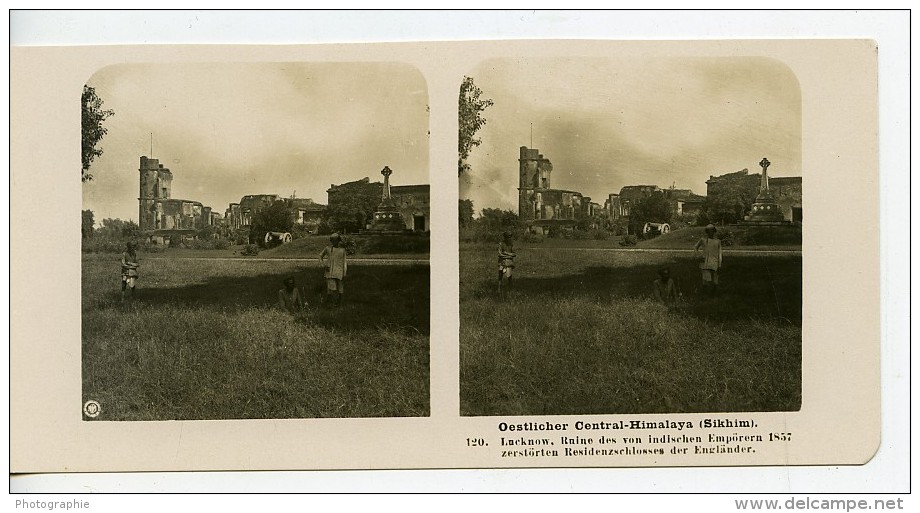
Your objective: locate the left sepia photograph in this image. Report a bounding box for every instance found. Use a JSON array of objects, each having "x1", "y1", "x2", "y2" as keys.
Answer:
[{"x1": 81, "y1": 62, "x2": 431, "y2": 420}]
